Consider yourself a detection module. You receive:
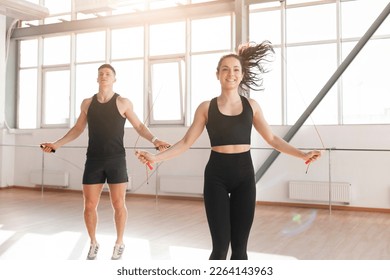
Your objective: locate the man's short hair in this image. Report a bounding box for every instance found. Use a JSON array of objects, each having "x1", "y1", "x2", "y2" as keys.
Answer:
[{"x1": 98, "y1": 64, "x2": 116, "y2": 75}]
